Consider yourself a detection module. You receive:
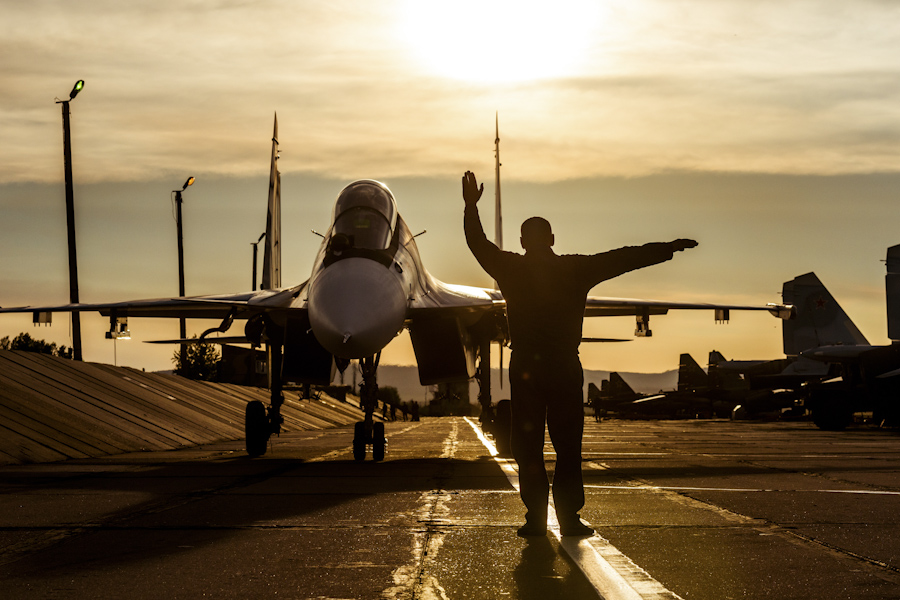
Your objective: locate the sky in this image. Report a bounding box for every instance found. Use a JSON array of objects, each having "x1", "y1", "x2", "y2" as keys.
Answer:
[{"x1": 2, "y1": 0, "x2": 900, "y2": 375}]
